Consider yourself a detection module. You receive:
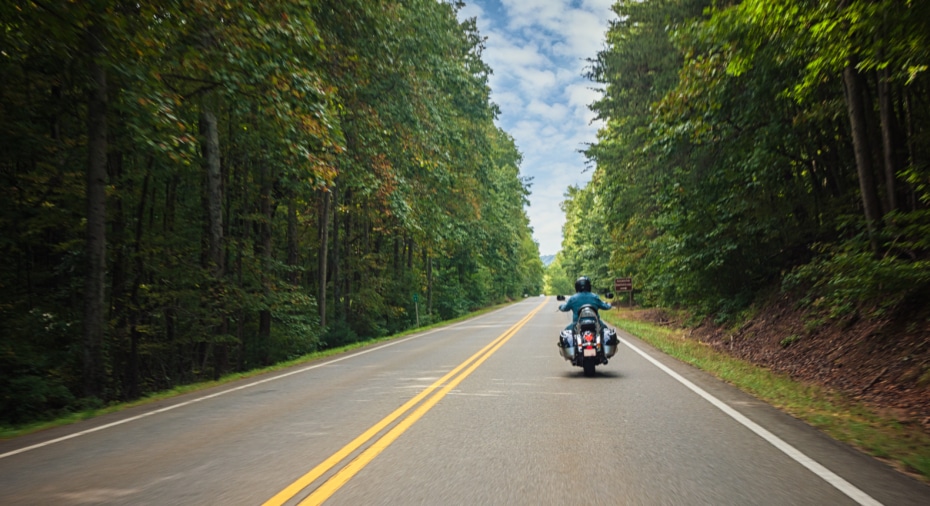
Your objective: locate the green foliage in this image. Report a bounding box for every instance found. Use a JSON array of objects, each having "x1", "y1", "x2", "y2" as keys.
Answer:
[
  {"x1": 779, "y1": 334, "x2": 802, "y2": 348},
  {"x1": 558, "y1": 184, "x2": 614, "y2": 291},
  {"x1": 786, "y1": 236, "x2": 930, "y2": 321},
  {"x1": 0, "y1": 0, "x2": 541, "y2": 426},
  {"x1": 321, "y1": 325, "x2": 361, "y2": 350},
  {"x1": 568, "y1": 0, "x2": 930, "y2": 324},
  {"x1": 544, "y1": 256, "x2": 575, "y2": 295},
  {"x1": 0, "y1": 320, "x2": 77, "y2": 424},
  {"x1": 797, "y1": 210, "x2": 930, "y2": 317}
]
